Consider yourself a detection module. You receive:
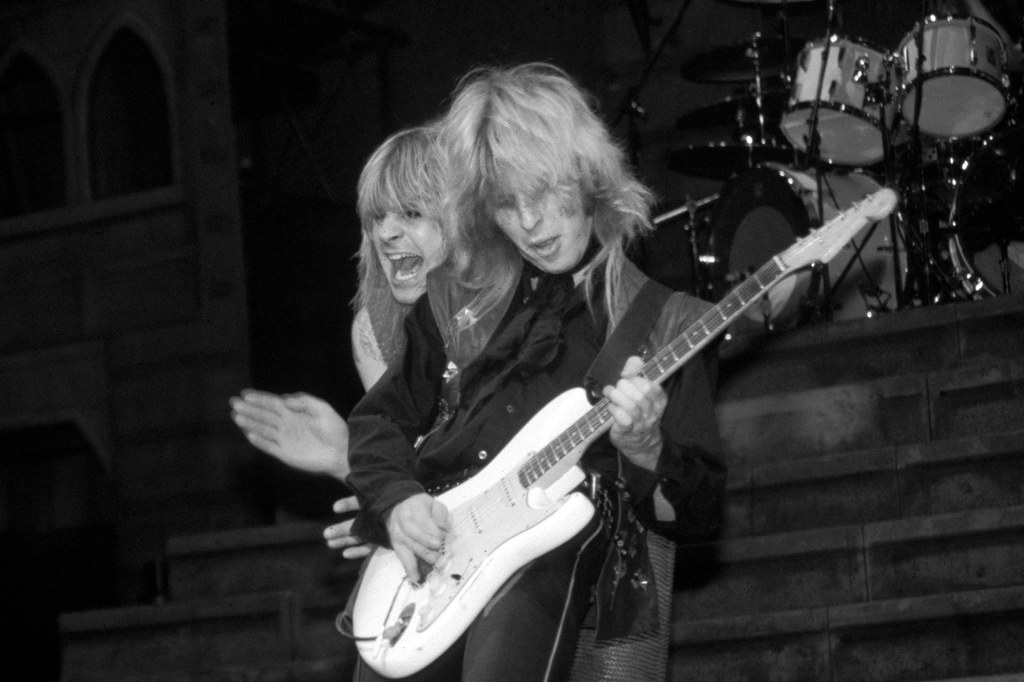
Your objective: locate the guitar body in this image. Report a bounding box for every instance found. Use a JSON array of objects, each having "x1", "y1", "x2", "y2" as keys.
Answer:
[{"x1": 352, "y1": 388, "x2": 598, "y2": 679}]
